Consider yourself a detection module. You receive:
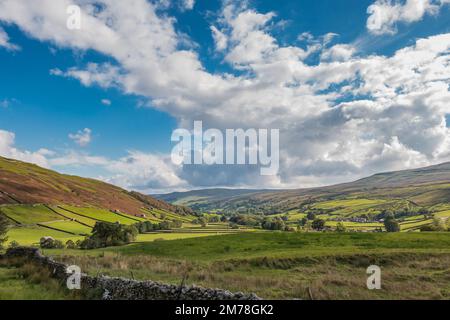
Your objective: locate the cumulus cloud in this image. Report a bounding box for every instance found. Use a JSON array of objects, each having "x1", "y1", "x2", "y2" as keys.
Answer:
[
  {"x1": 0, "y1": 0, "x2": 449, "y2": 191},
  {"x1": 104, "y1": 152, "x2": 188, "y2": 191},
  {"x1": 69, "y1": 128, "x2": 92, "y2": 147},
  {"x1": 0, "y1": 130, "x2": 51, "y2": 168},
  {"x1": 180, "y1": 0, "x2": 195, "y2": 11},
  {"x1": 210, "y1": 25, "x2": 228, "y2": 51},
  {"x1": 0, "y1": 27, "x2": 19, "y2": 51},
  {"x1": 367, "y1": 0, "x2": 450, "y2": 35},
  {"x1": 321, "y1": 44, "x2": 356, "y2": 62}
]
